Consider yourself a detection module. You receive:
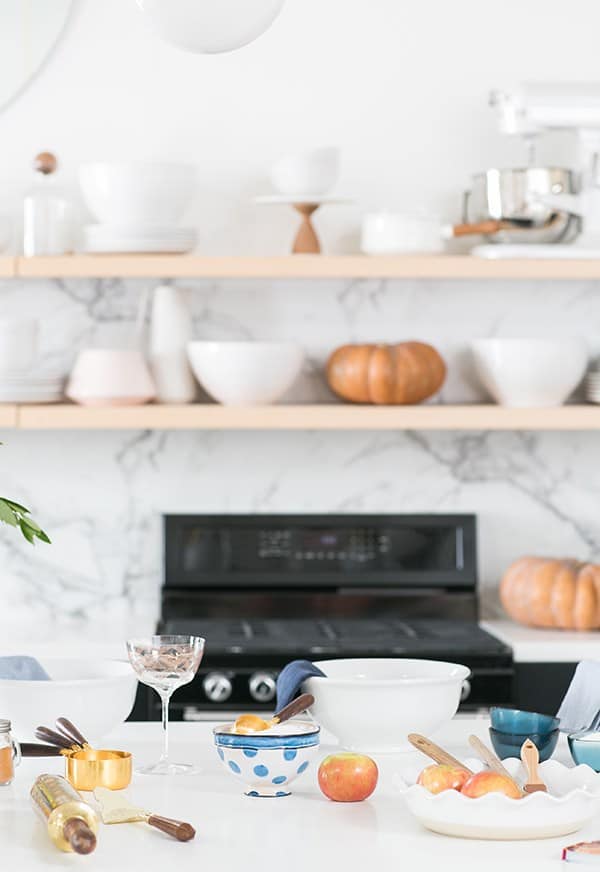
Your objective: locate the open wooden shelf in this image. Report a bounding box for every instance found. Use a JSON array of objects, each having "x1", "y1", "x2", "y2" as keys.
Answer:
[
  {"x1": 11, "y1": 254, "x2": 600, "y2": 280},
  {"x1": 9, "y1": 403, "x2": 600, "y2": 431}
]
